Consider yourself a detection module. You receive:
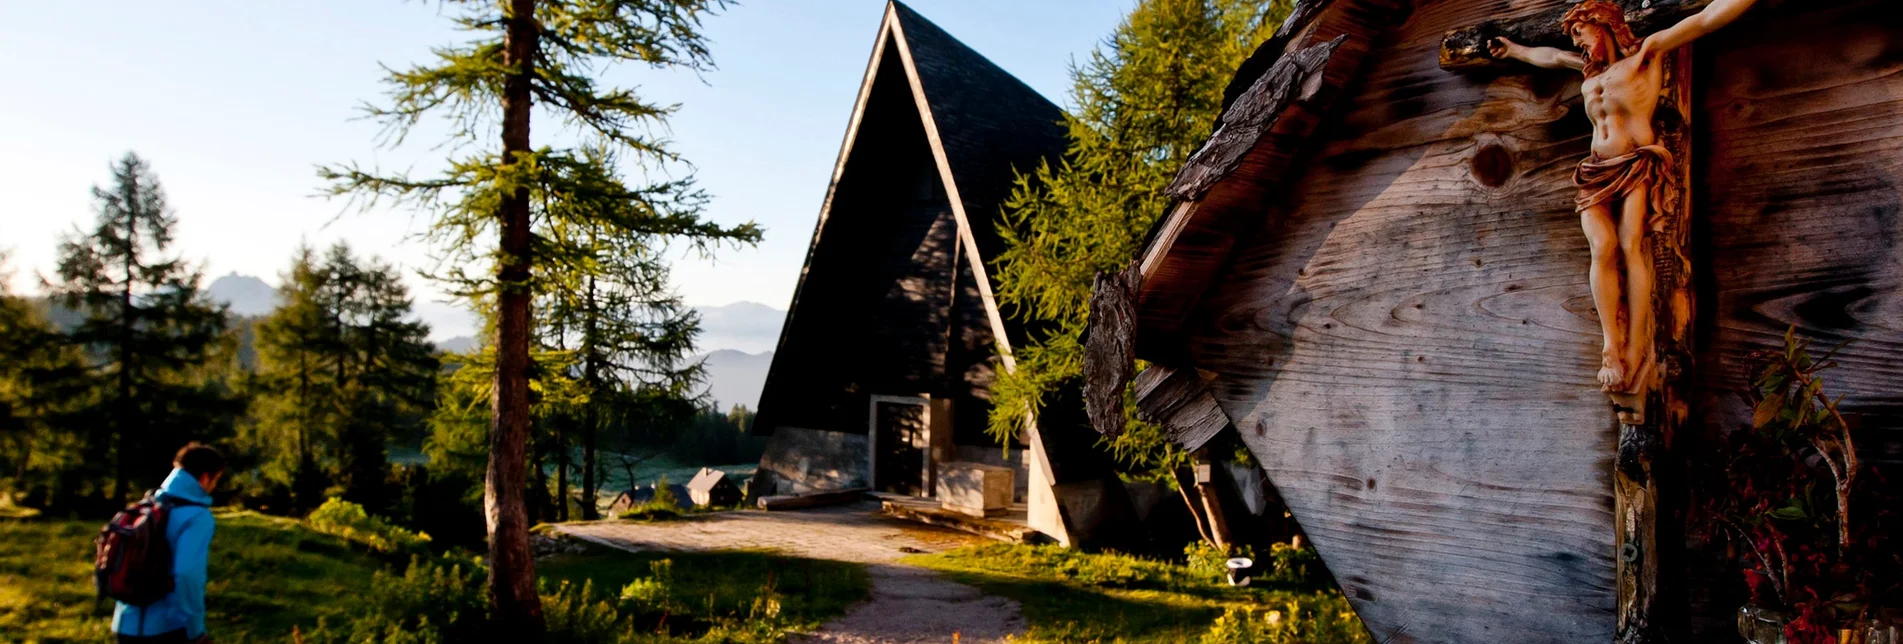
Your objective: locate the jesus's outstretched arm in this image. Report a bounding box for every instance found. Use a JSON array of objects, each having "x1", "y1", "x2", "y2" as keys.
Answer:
[
  {"x1": 1641, "y1": 0, "x2": 1759, "y2": 58},
  {"x1": 1490, "y1": 37, "x2": 1586, "y2": 71}
]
